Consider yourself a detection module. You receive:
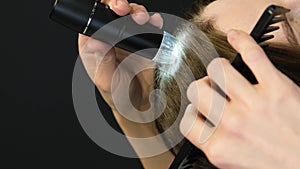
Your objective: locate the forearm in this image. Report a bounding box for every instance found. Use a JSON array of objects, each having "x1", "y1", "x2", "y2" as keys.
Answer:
[
  {"x1": 112, "y1": 110, "x2": 175, "y2": 168},
  {"x1": 139, "y1": 151, "x2": 174, "y2": 169}
]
